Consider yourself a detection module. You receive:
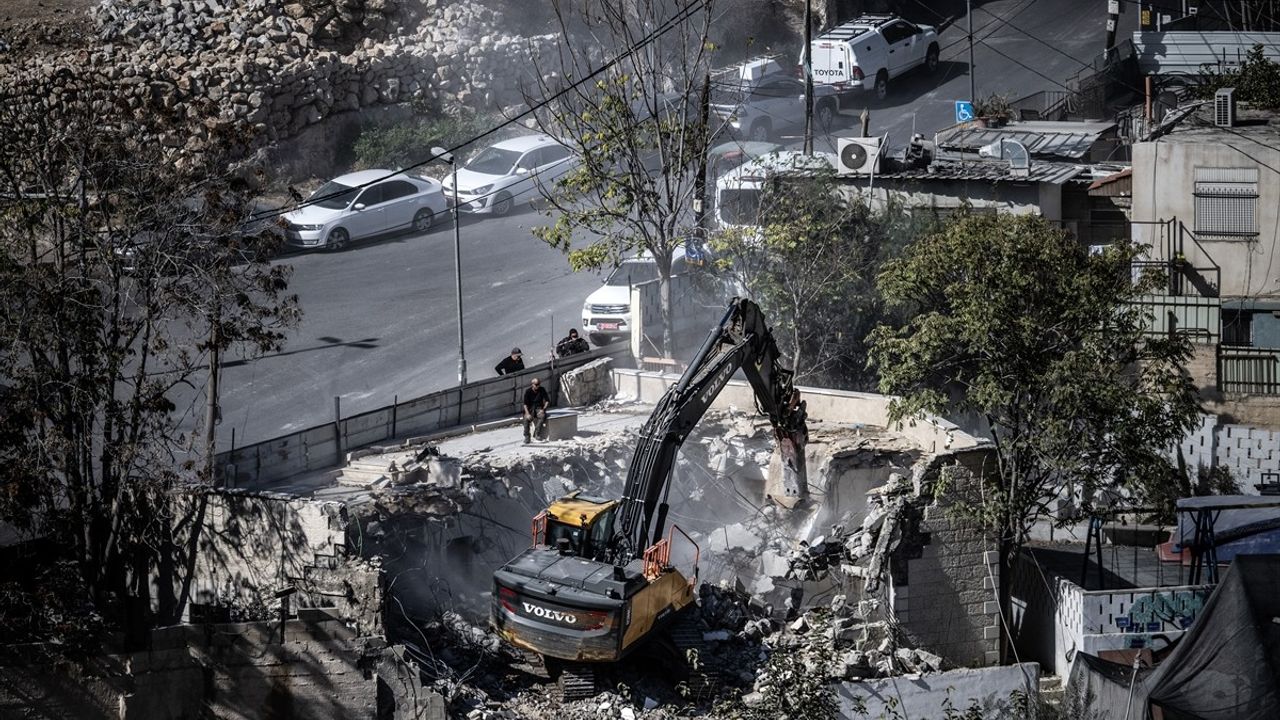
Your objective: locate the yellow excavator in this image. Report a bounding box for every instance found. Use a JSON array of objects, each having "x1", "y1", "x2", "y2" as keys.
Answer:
[{"x1": 490, "y1": 298, "x2": 808, "y2": 697}]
